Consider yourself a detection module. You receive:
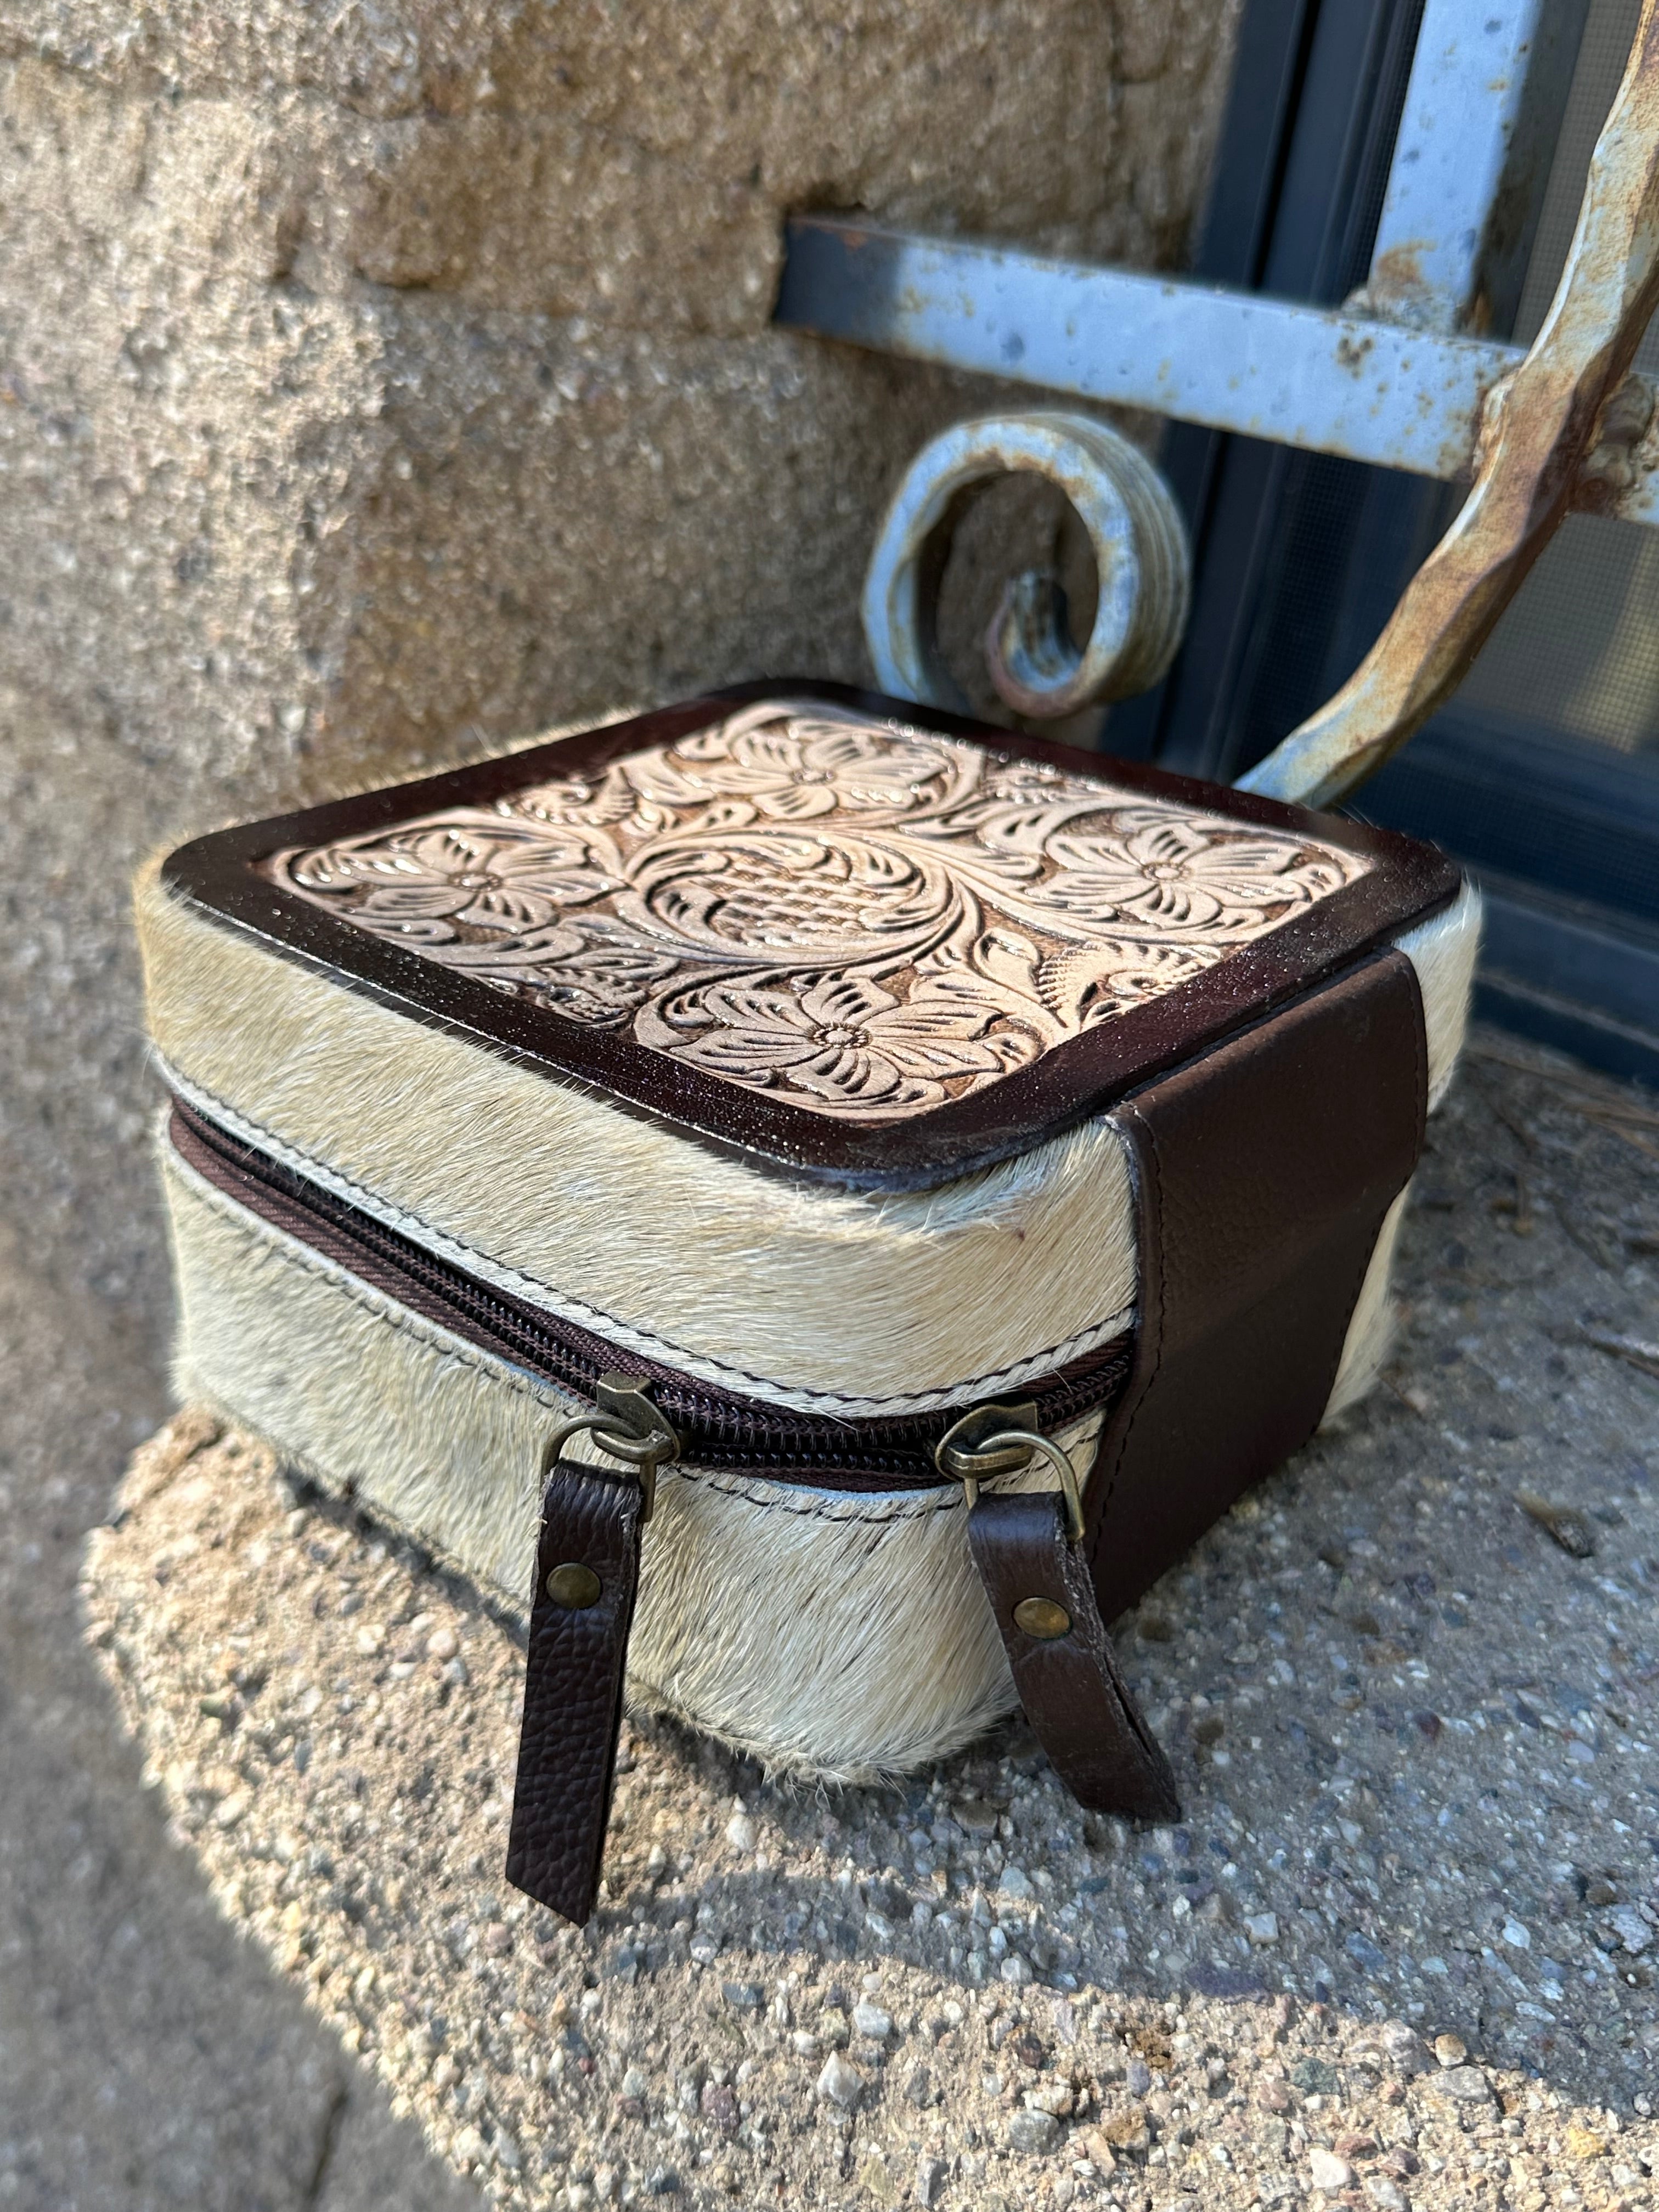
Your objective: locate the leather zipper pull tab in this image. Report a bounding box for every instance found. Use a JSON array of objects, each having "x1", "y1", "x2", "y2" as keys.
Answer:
[
  {"x1": 966, "y1": 1487, "x2": 1179, "y2": 1821},
  {"x1": 506, "y1": 1380, "x2": 678, "y2": 1924},
  {"x1": 939, "y1": 1407, "x2": 1180, "y2": 1824}
]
